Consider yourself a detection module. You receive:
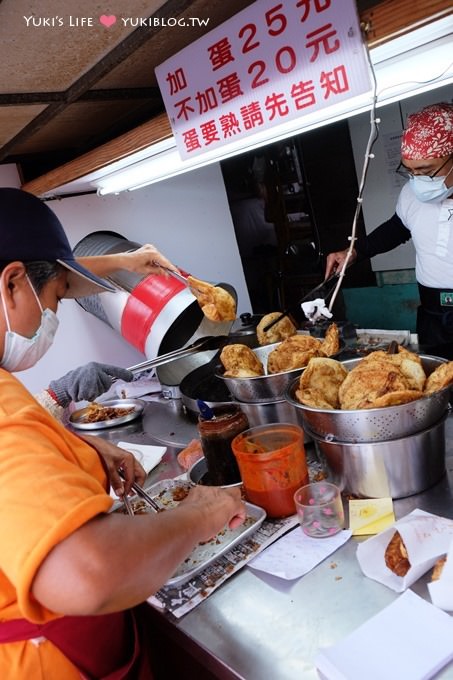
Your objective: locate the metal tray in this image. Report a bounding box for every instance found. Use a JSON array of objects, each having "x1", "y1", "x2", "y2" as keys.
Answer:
[
  {"x1": 113, "y1": 478, "x2": 266, "y2": 587},
  {"x1": 355, "y1": 328, "x2": 411, "y2": 349},
  {"x1": 69, "y1": 398, "x2": 145, "y2": 430}
]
